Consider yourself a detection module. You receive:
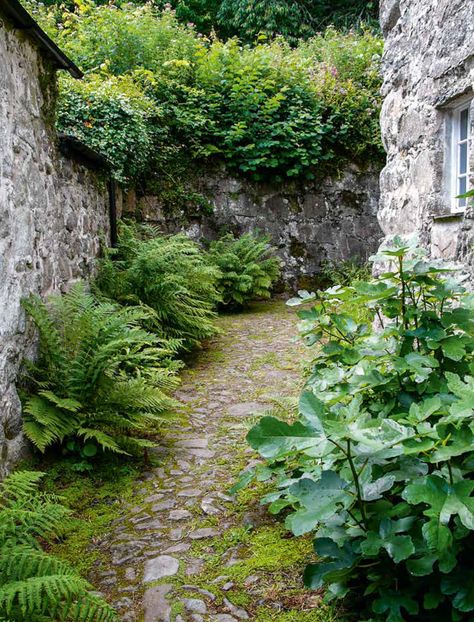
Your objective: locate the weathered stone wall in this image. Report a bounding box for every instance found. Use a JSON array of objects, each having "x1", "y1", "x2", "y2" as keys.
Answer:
[
  {"x1": 0, "y1": 19, "x2": 109, "y2": 476},
  {"x1": 131, "y1": 165, "x2": 382, "y2": 288},
  {"x1": 379, "y1": 0, "x2": 474, "y2": 272}
]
